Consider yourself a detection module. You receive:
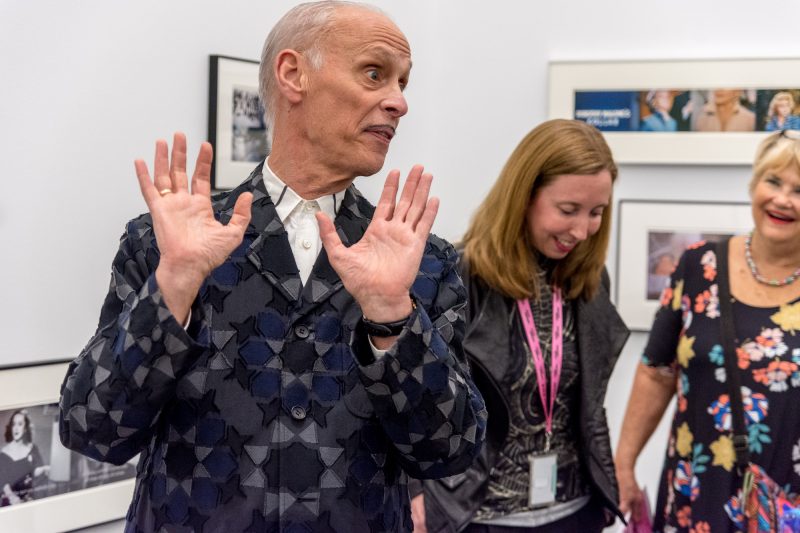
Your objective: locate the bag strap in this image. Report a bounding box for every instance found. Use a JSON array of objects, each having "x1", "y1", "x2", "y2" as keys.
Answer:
[{"x1": 716, "y1": 238, "x2": 751, "y2": 472}]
